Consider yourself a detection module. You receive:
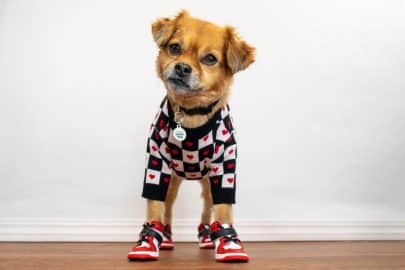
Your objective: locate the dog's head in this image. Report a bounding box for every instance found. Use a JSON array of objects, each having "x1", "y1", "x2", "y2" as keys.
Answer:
[{"x1": 152, "y1": 11, "x2": 255, "y2": 107}]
